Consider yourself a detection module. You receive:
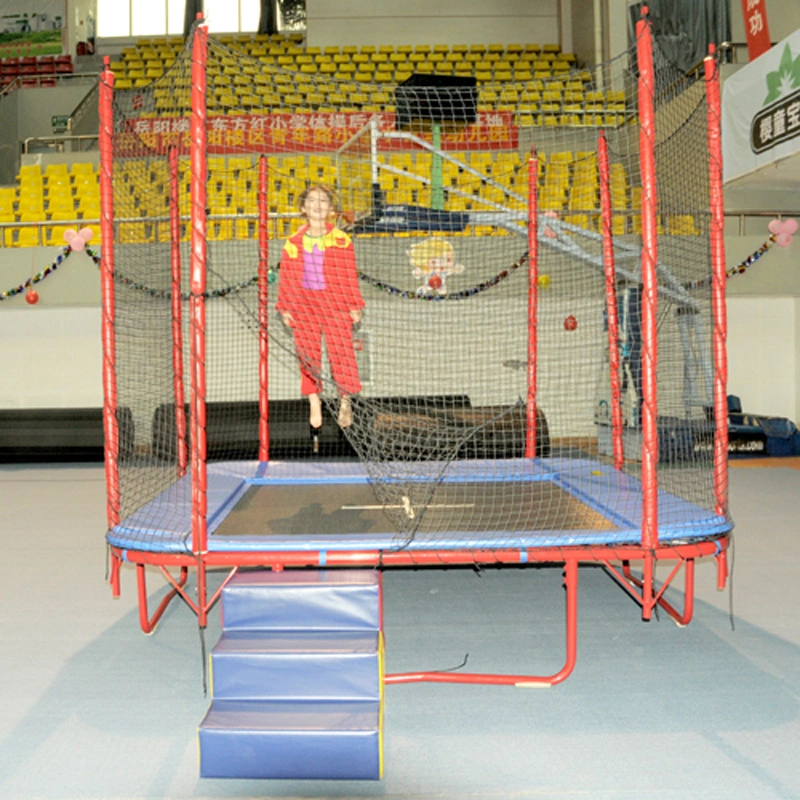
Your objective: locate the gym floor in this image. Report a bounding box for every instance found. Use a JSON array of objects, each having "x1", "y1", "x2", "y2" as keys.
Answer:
[{"x1": 1, "y1": 459, "x2": 798, "y2": 799}]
